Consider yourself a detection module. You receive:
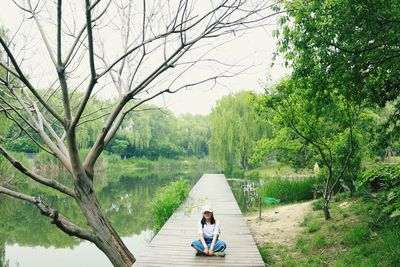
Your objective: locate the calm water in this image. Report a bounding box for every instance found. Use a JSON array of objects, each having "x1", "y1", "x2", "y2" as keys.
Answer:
[{"x1": 0, "y1": 168, "x2": 204, "y2": 267}]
